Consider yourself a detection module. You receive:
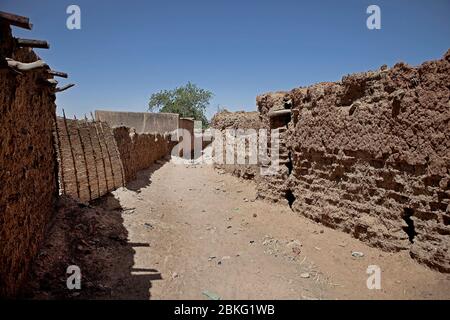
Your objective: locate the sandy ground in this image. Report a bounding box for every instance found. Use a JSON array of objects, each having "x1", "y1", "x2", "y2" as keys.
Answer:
[{"x1": 103, "y1": 151, "x2": 450, "y2": 300}]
